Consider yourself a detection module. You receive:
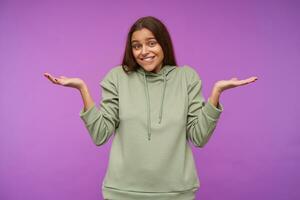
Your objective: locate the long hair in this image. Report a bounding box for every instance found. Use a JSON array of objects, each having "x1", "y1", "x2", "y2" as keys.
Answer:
[{"x1": 122, "y1": 16, "x2": 177, "y2": 73}]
